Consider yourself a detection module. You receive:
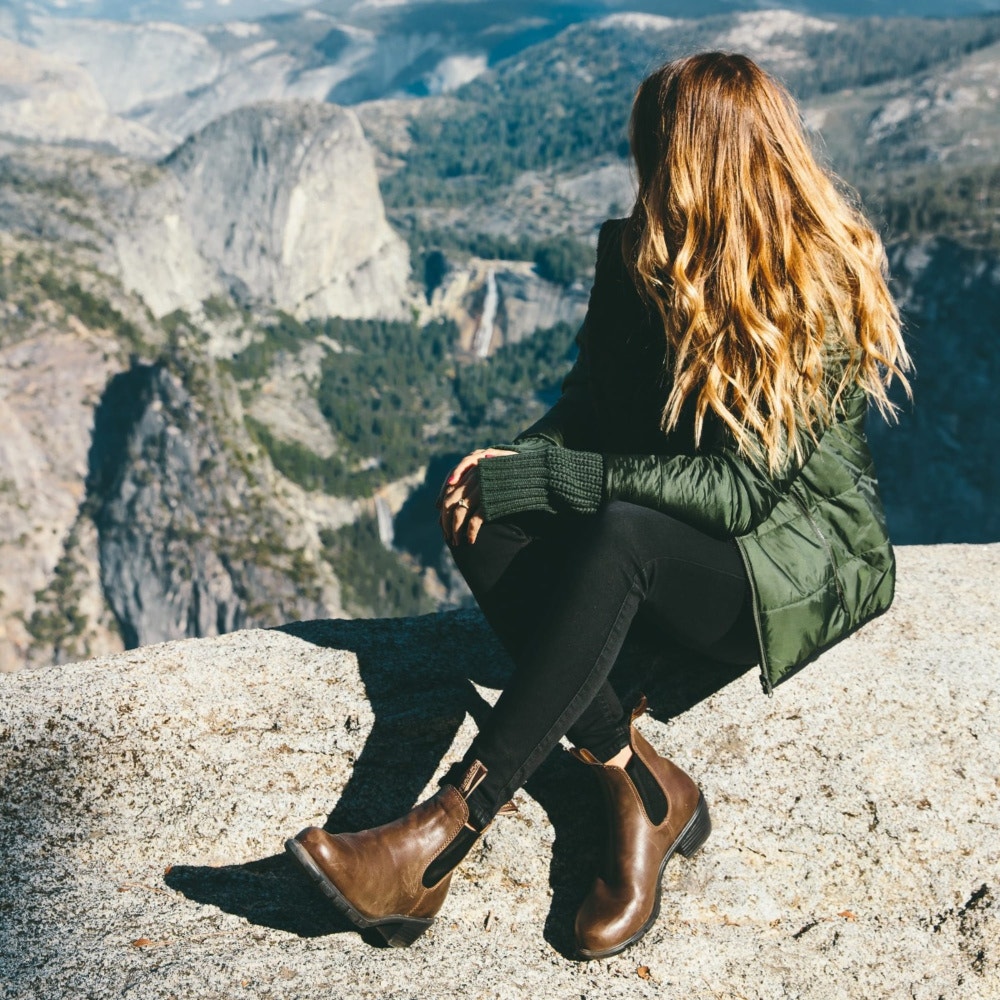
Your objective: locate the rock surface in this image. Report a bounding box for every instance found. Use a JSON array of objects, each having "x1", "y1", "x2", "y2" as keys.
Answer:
[
  {"x1": 425, "y1": 257, "x2": 588, "y2": 350},
  {"x1": 1, "y1": 544, "x2": 997, "y2": 999},
  {"x1": 87, "y1": 357, "x2": 349, "y2": 651},
  {"x1": 116, "y1": 101, "x2": 412, "y2": 321},
  {"x1": 0, "y1": 260, "x2": 356, "y2": 672}
]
